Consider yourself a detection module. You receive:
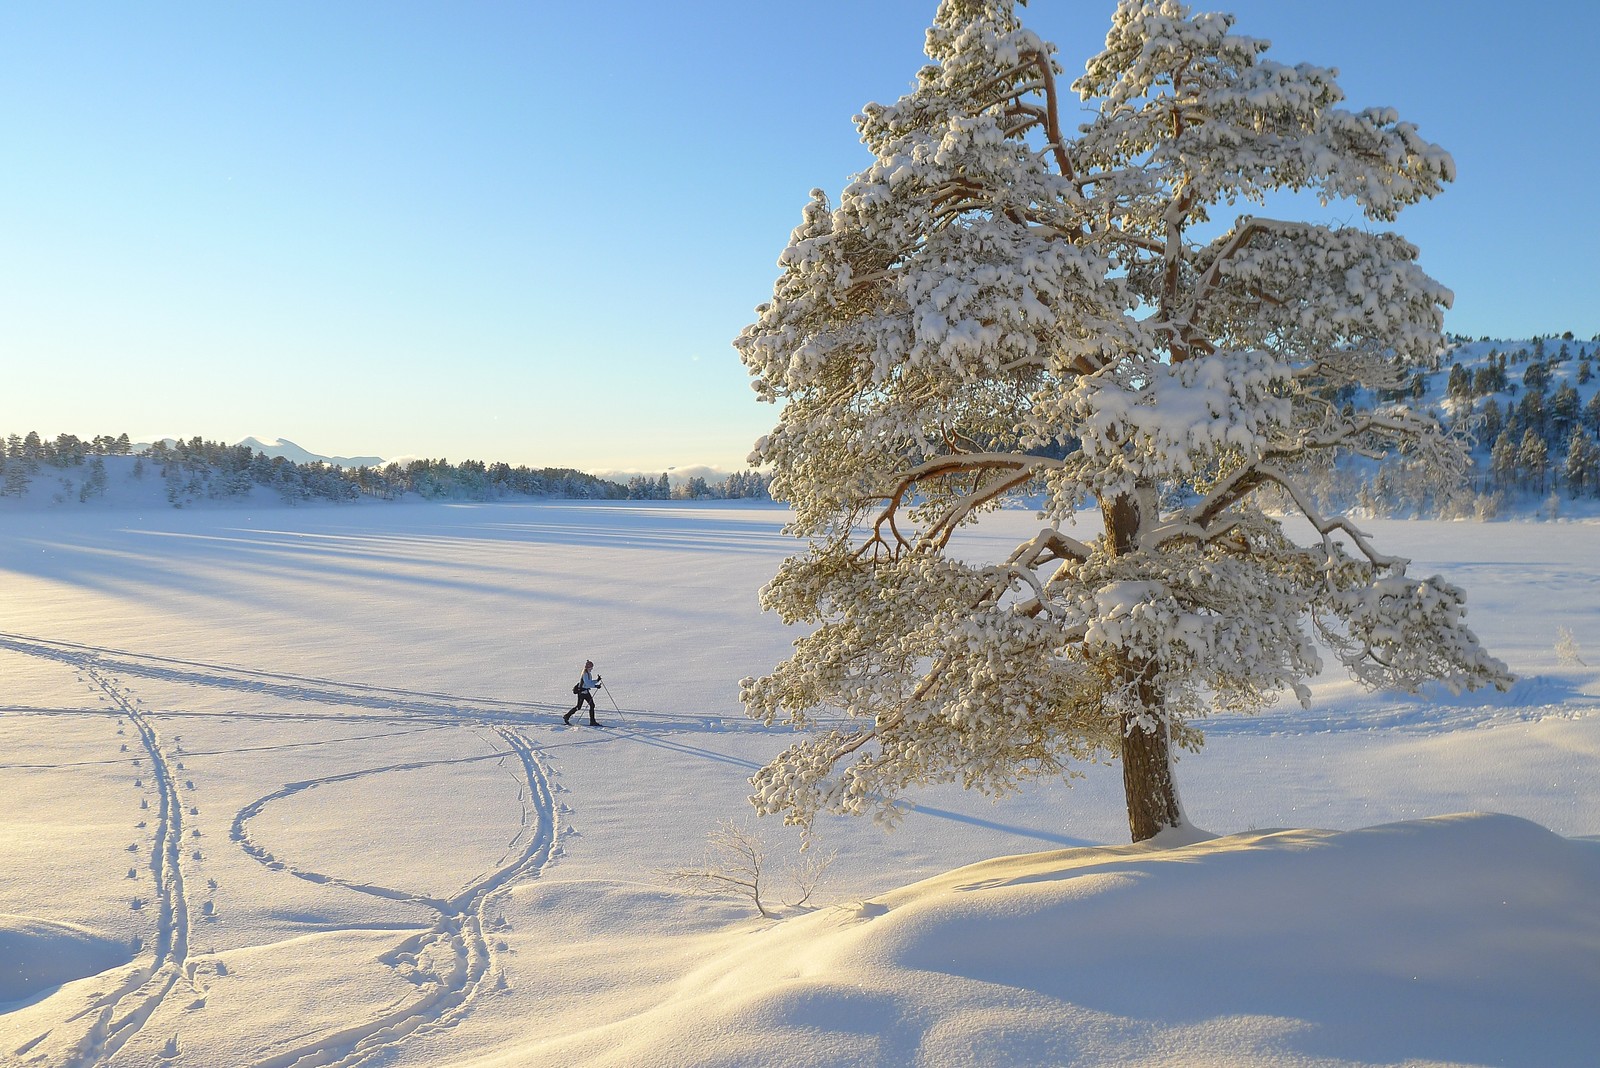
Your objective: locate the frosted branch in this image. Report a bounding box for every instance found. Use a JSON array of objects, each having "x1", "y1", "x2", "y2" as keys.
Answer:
[{"x1": 1256, "y1": 465, "x2": 1405, "y2": 570}]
